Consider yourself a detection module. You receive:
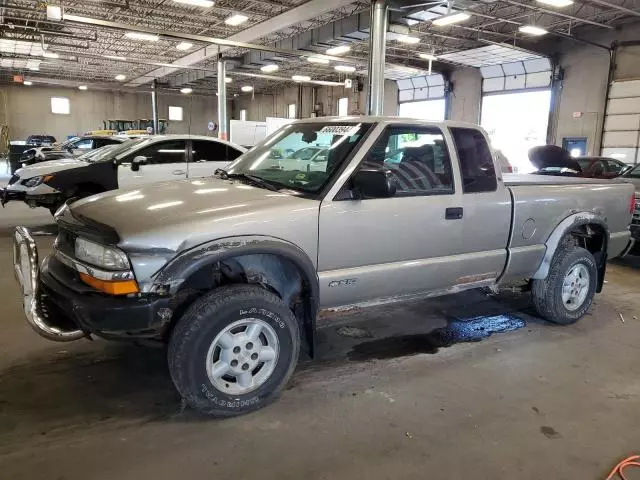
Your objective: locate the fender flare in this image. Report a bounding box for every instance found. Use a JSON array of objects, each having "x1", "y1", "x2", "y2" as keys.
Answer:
[
  {"x1": 531, "y1": 212, "x2": 609, "y2": 280},
  {"x1": 151, "y1": 235, "x2": 320, "y2": 354}
]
